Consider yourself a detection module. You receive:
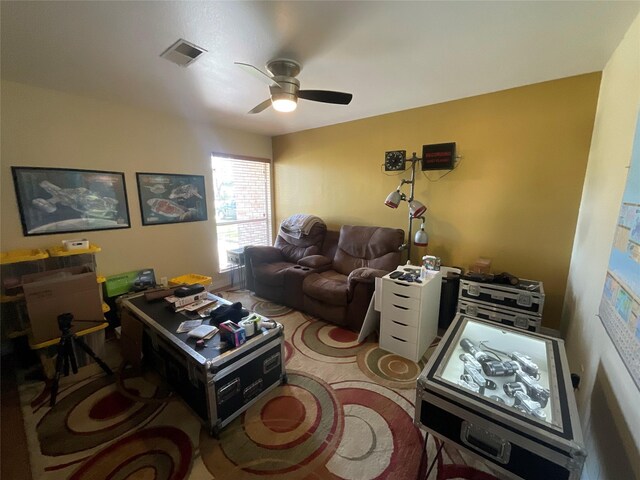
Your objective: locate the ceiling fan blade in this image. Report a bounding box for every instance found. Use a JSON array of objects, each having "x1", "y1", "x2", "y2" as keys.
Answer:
[
  {"x1": 298, "y1": 90, "x2": 353, "y2": 105},
  {"x1": 235, "y1": 62, "x2": 281, "y2": 87},
  {"x1": 248, "y1": 98, "x2": 272, "y2": 114}
]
